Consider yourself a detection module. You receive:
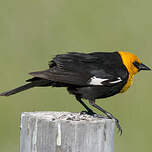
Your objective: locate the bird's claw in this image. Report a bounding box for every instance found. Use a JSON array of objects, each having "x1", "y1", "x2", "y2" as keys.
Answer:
[
  {"x1": 114, "y1": 118, "x2": 122, "y2": 135},
  {"x1": 80, "y1": 111, "x2": 88, "y2": 115},
  {"x1": 80, "y1": 110, "x2": 95, "y2": 115},
  {"x1": 80, "y1": 110, "x2": 104, "y2": 118},
  {"x1": 105, "y1": 113, "x2": 122, "y2": 135},
  {"x1": 80, "y1": 111, "x2": 122, "y2": 135}
]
